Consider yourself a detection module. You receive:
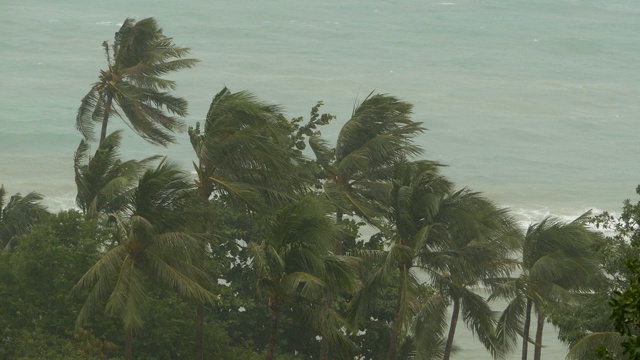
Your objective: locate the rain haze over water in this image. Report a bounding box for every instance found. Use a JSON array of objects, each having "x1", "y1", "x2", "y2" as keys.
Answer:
[{"x1": 2, "y1": 1, "x2": 639, "y2": 358}]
